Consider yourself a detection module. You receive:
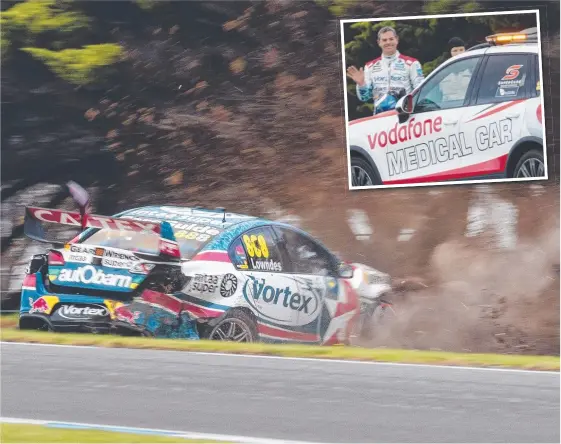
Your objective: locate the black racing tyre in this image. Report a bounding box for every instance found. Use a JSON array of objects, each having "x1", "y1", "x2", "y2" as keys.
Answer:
[
  {"x1": 206, "y1": 309, "x2": 258, "y2": 342},
  {"x1": 351, "y1": 156, "x2": 381, "y2": 186},
  {"x1": 513, "y1": 149, "x2": 545, "y2": 178}
]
